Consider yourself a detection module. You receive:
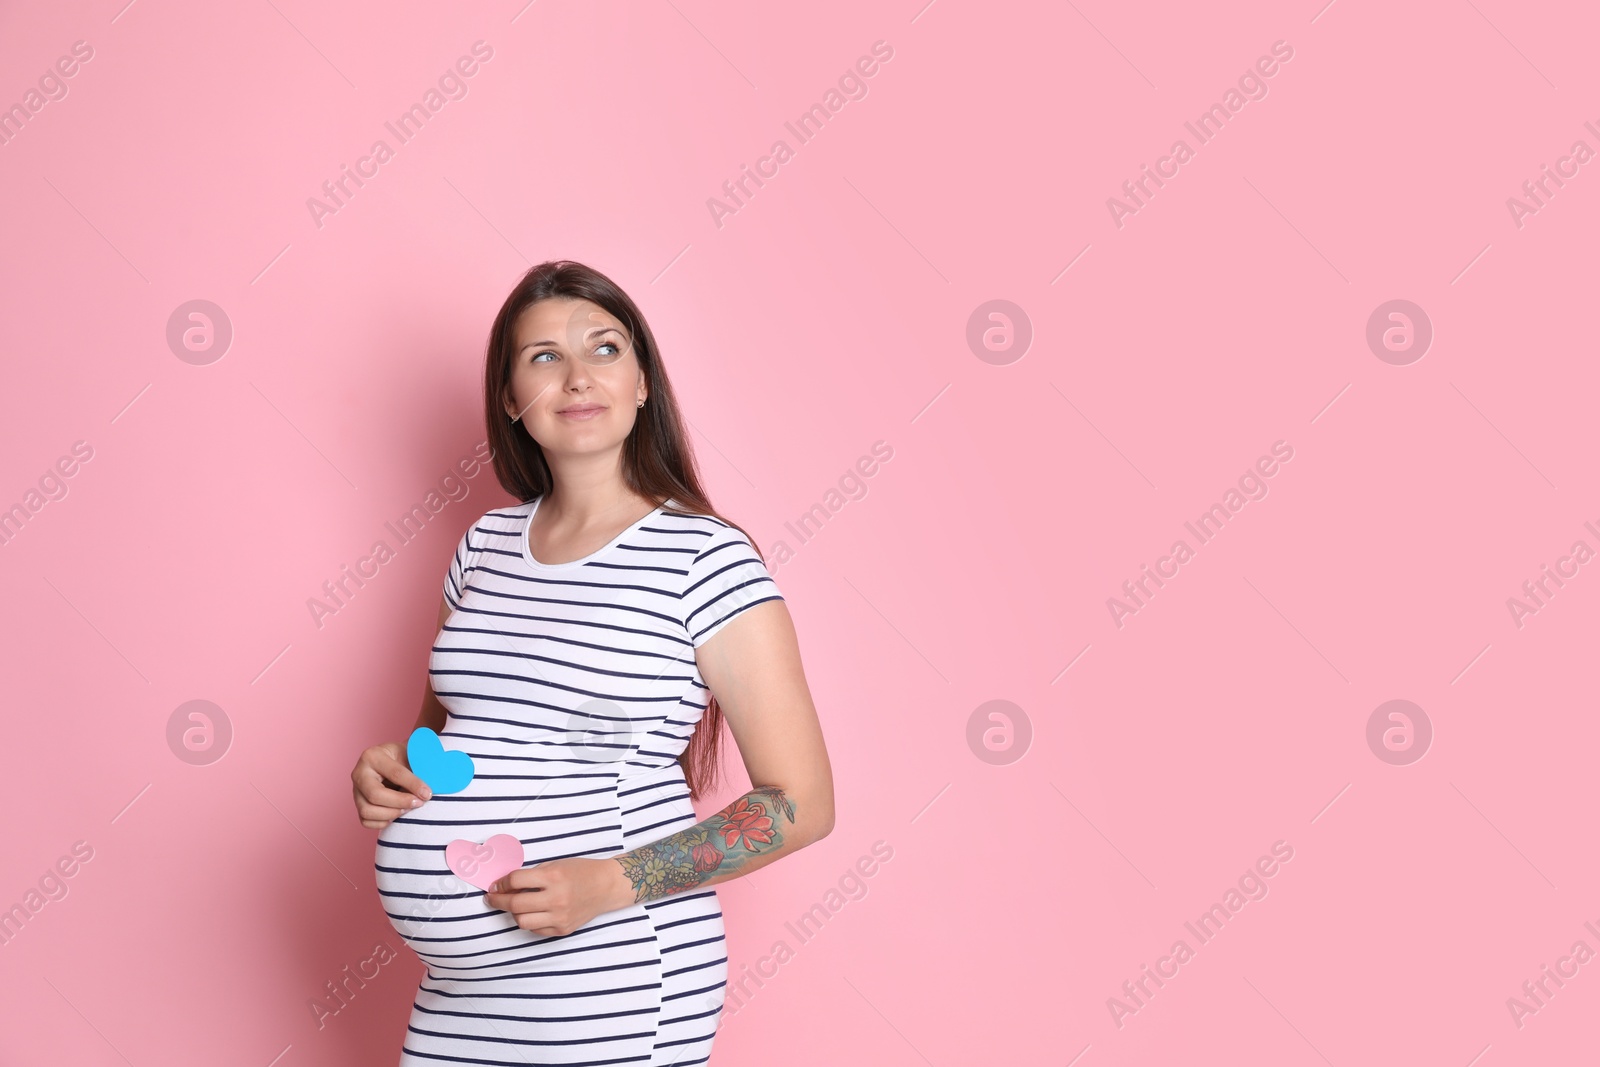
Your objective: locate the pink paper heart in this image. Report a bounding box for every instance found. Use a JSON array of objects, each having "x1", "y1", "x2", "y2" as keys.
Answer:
[{"x1": 444, "y1": 834, "x2": 525, "y2": 891}]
